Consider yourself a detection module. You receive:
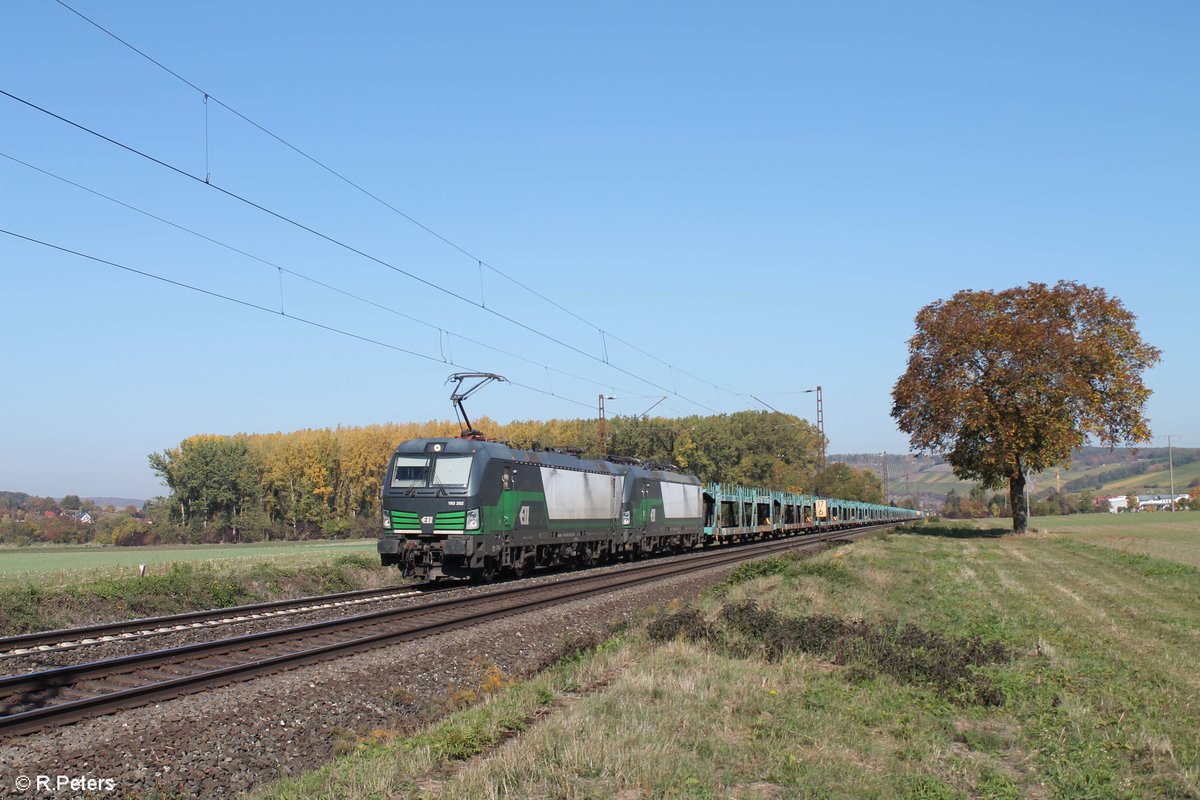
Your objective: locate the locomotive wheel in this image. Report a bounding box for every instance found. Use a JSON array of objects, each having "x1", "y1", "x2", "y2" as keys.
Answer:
[{"x1": 478, "y1": 557, "x2": 498, "y2": 584}]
